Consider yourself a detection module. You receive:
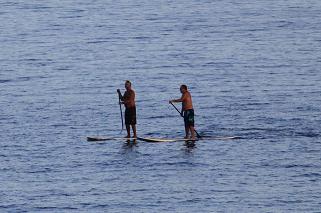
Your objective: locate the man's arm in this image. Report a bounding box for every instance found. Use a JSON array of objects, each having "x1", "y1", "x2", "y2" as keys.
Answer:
[{"x1": 169, "y1": 93, "x2": 186, "y2": 103}]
